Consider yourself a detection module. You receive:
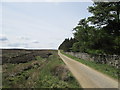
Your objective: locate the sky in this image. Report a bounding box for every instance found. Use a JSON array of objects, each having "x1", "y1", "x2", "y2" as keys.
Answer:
[{"x1": 0, "y1": 1, "x2": 93, "y2": 49}]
